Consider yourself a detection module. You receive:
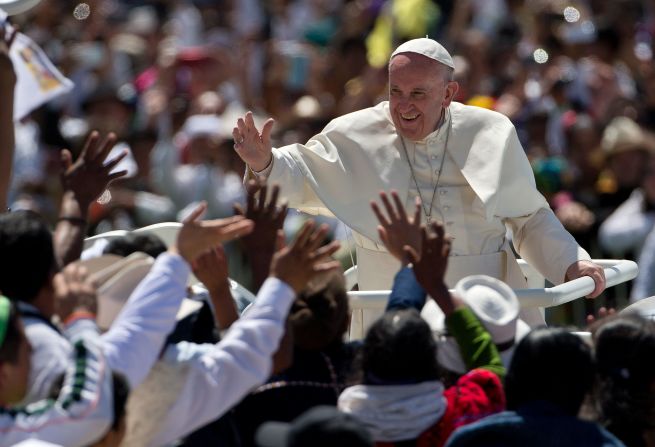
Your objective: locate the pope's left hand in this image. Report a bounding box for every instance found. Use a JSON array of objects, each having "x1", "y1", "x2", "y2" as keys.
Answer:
[{"x1": 565, "y1": 260, "x2": 606, "y2": 298}]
